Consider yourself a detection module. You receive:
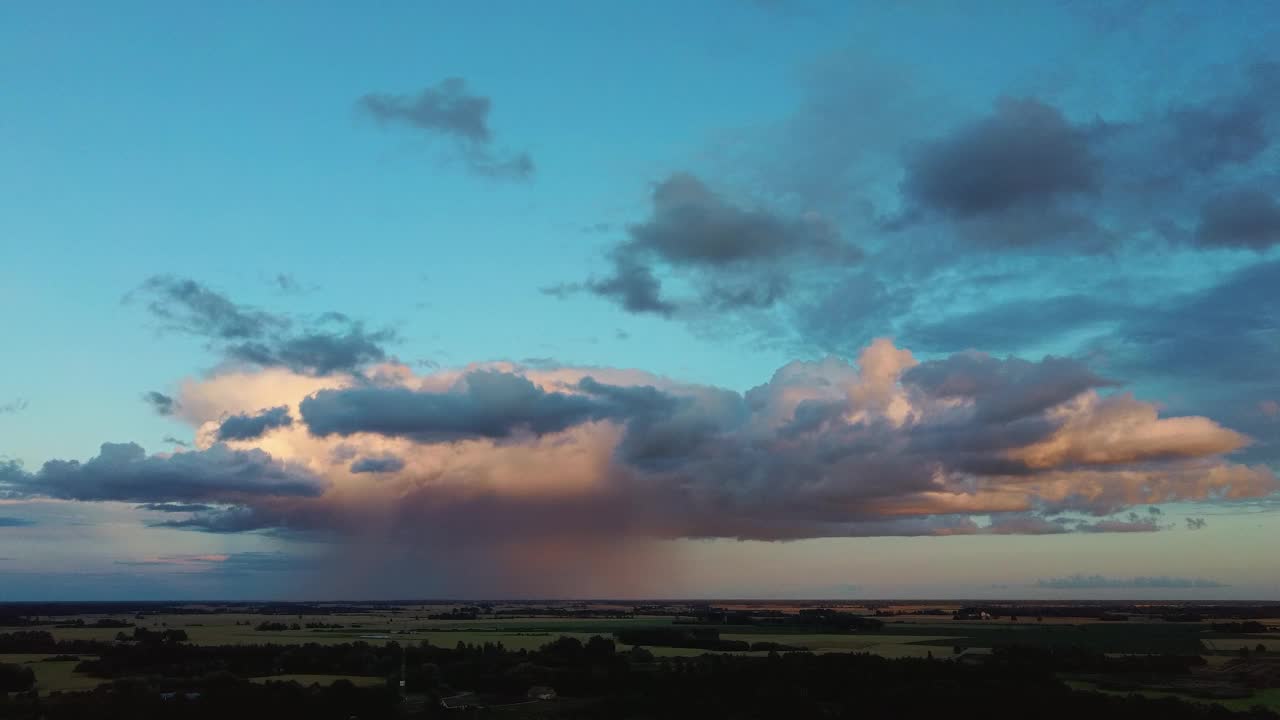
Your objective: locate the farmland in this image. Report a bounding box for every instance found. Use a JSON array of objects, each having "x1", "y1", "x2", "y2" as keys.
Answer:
[{"x1": 4, "y1": 600, "x2": 1280, "y2": 715}]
